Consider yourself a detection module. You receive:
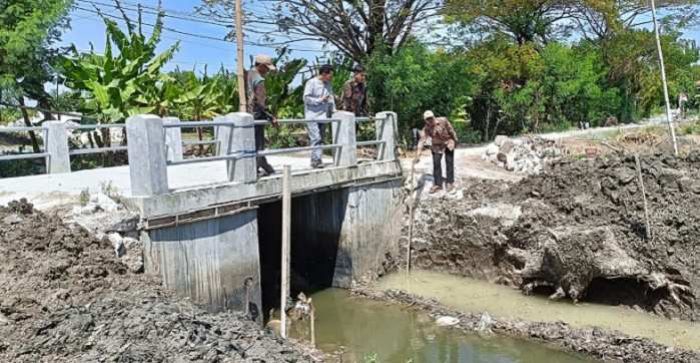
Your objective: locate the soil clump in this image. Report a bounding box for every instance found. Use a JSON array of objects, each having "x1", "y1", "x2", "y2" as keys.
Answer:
[
  {"x1": 0, "y1": 199, "x2": 319, "y2": 362},
  {"x1": 408, "y1": 151, "x2": 700, "y2": 321}
]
